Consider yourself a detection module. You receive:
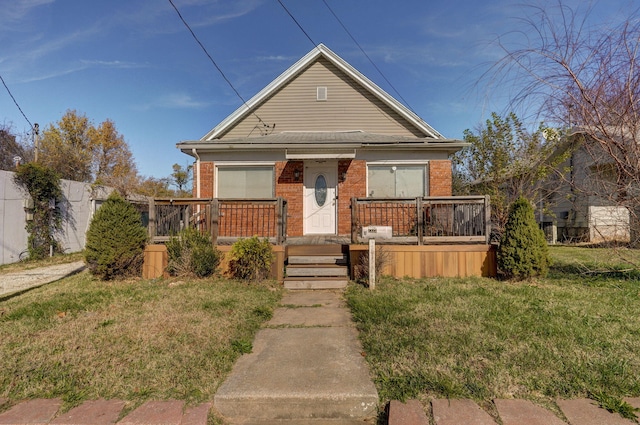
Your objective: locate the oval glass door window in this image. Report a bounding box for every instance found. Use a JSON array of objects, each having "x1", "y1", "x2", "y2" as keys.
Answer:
[{"x1": 315, "y1": 175, "x2": 327, "y2": 206}]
